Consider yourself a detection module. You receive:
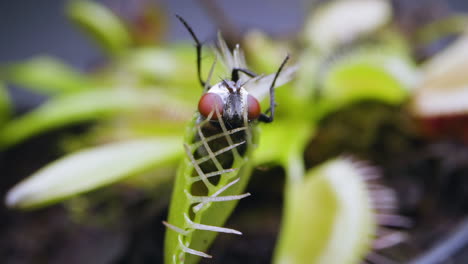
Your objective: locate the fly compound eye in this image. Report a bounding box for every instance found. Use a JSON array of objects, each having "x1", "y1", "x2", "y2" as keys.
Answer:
[
  {"x1": 247, "y1": 94, "x2": 261, "y2": 120},
  {"x1": 198, "y1": 93, "x2": 224, "y2": 120}
]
